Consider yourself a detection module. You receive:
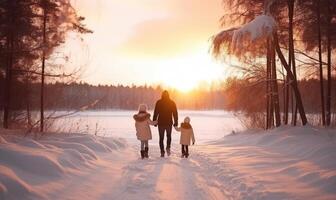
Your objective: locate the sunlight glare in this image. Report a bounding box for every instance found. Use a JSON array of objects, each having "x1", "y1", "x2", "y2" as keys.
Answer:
[{"x1": 158, "y1": 47, "x2": 224, "y2": 92}]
